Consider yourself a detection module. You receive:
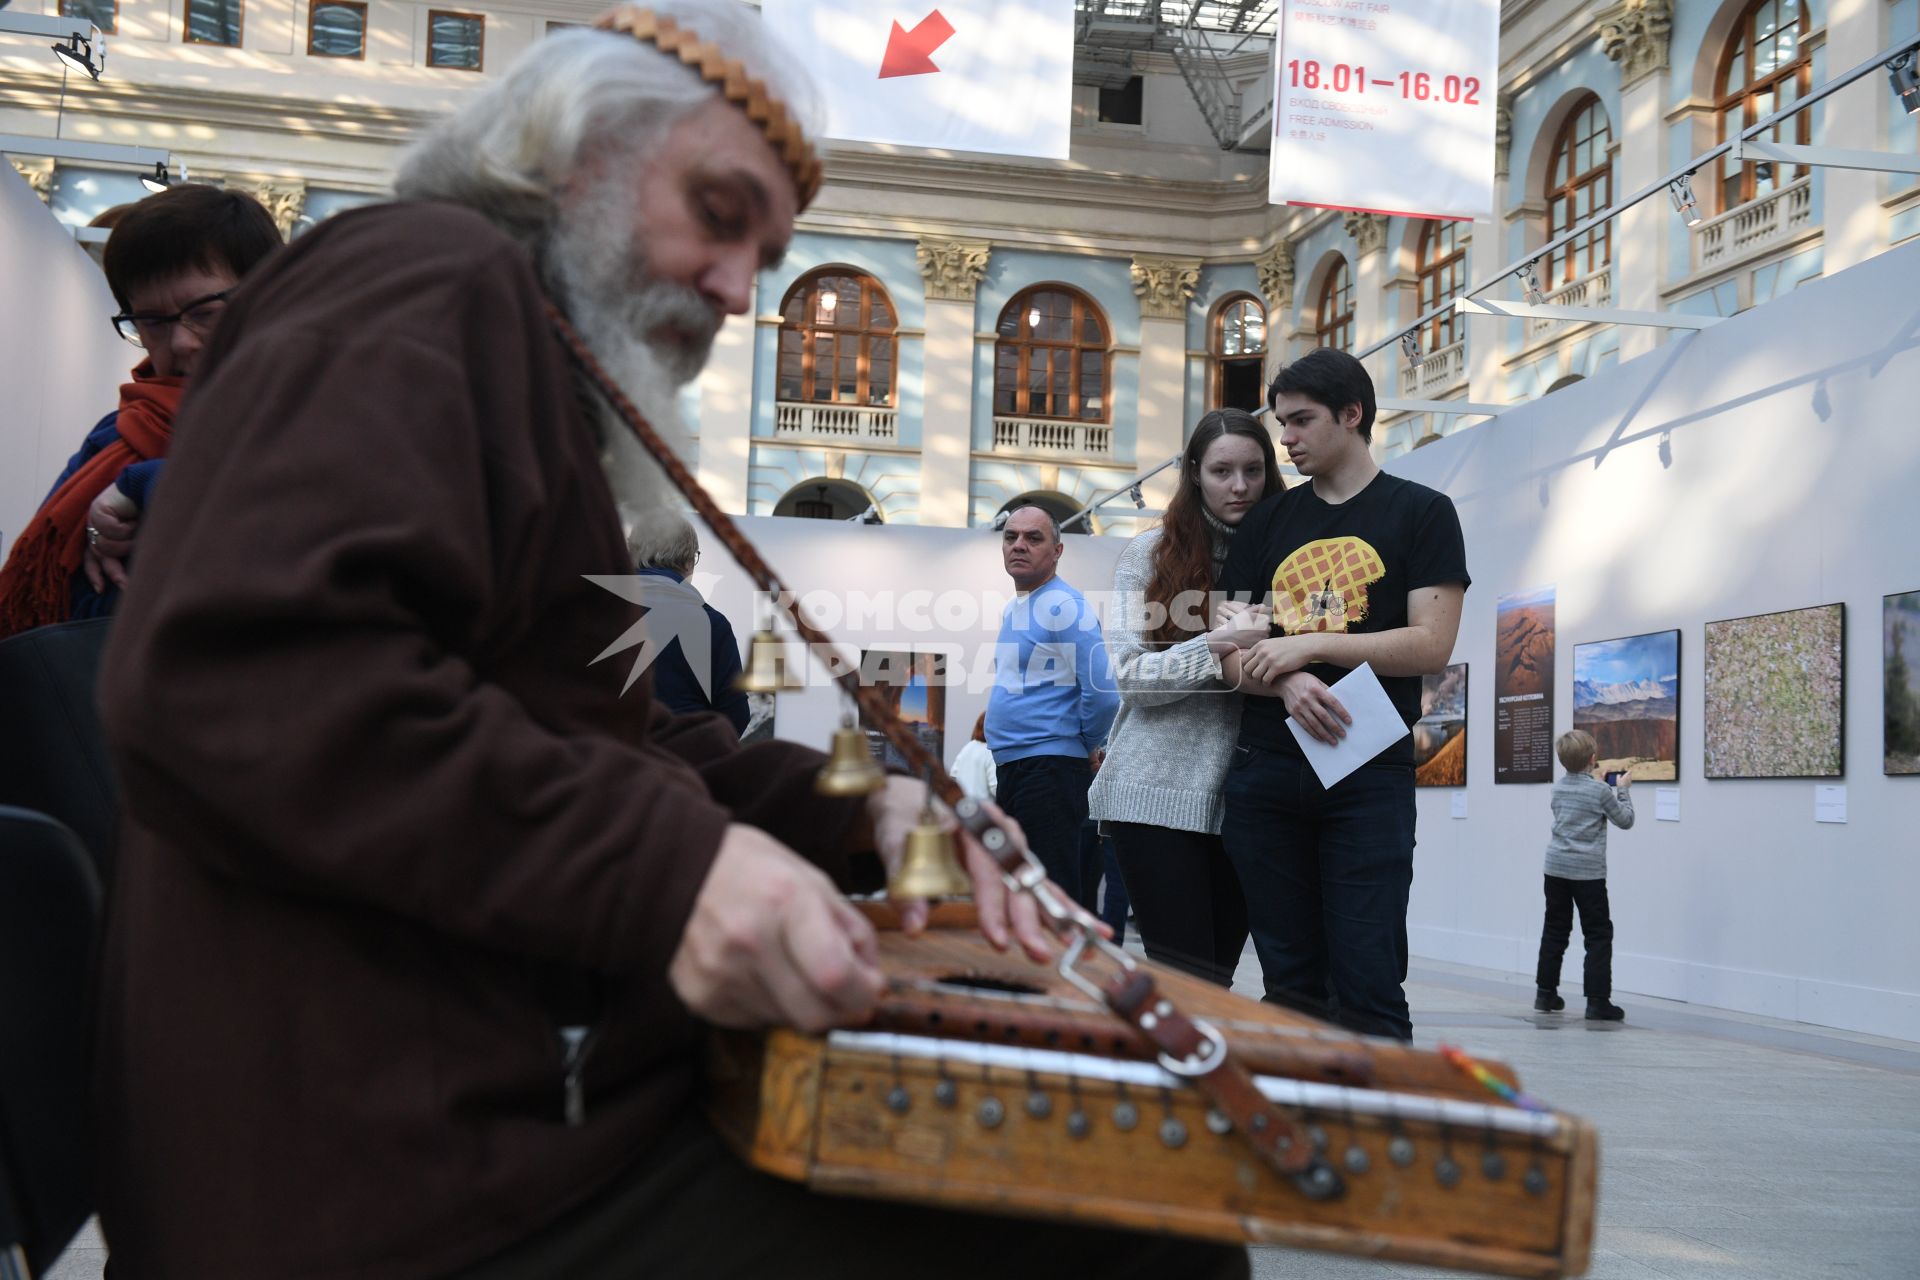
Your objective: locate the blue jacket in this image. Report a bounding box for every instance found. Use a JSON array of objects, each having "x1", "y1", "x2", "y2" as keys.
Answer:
[
  {"x1": 986, "y1": 575, "x2": 1119, "y2": 764},
  {"x1": 632, "y1": 566, "x2": 749, "y2": 735},
  {"x1": 47, "y1": 410, "x2": 167, "y2": 621}
]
